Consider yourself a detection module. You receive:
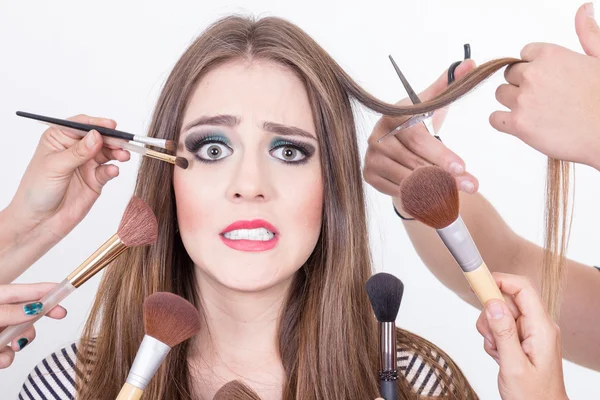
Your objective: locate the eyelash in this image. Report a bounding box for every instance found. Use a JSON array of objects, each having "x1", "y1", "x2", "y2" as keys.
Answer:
[{"x1": 185, "y1": 133, "x2": 315, "y2": 165}]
